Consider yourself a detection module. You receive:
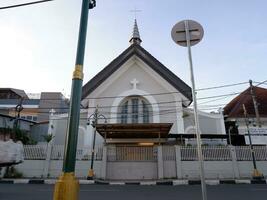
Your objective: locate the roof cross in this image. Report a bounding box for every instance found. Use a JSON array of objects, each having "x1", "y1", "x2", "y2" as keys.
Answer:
[
  {"x1": 130, "y1": 7, "x2": 142, "y2": 19},
  {"x1": 130, "y1": 78, "x2": 139, "y2": 89}
]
